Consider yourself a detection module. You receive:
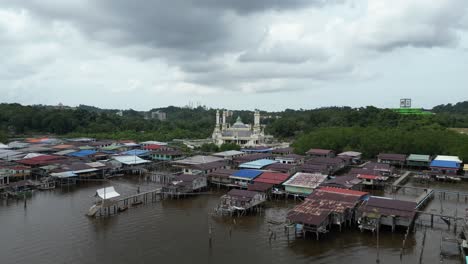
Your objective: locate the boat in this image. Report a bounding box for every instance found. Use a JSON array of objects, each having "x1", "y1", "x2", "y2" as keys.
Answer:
[
  {"x1": 87, "y1": 204, "x2": 100, "y2": 217},
  {"x1": 436, "y1": 175, "x2": 447, "y2": 181},
  {"x1": 118, "y1": 205, "x2": 128, "y2": 212},
  {"x1": 37, "y1": 181, "x2": 56, "y2": 190},
  {"x1": 131, "y1": 200, "x2": 143, "y2": 206},
  {"x1": 447, "y1": 176, "x2": 462, "y2": 182}
]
